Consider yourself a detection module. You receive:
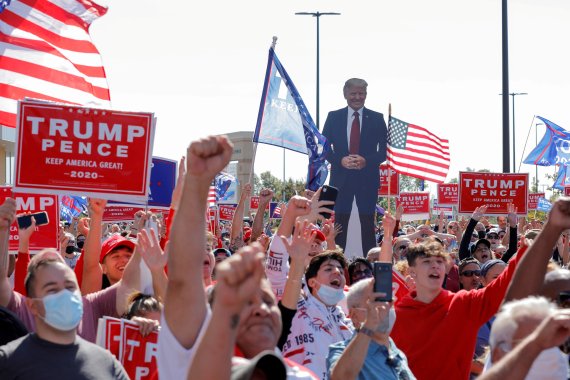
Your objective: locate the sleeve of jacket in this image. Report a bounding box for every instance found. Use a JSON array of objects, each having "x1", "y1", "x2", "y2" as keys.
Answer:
[
  {"x1": 362, "y1": 112, "x2": 388, "y2": 166},
  {"x1": 322, "y1": 112, "x2": 343, "y2": 167}
]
